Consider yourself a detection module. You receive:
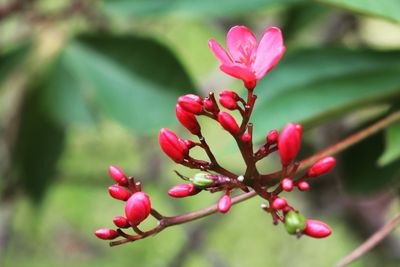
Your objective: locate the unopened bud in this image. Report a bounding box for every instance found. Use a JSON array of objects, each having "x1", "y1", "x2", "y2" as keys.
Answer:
[
  {"x1": 125, "y1": 192, "x2": 151, "y2": 226},
  {"x1": 218, "y1": 194, "x2": 231, "y2": 214},
  {"x1": 217, "y1": 112, "x2": 240, "y2": 135},
  {"x1": 284, "y1": 210, "x2": 306, "y2": 235},
  {"x1": 108, "y1": 185, "x2": 131, "y2": 201},
  {"x1": 178, "y1": 94, "x2": 203, "y2": 114},
  {"x1": 176, "y1": 105, "x2": 201, "y2": 135},
  {"x1": 108, "y1": 165, "x2": 128, "y2": 186},
  {"x1": 219, "y1": 90, "x2": 239, "y2": 110},
  {"x1": 278, "y1": 123, "x2": 302, "y2": 165},
  {"x1": 266, "y1": 129, "x2": 279, "y2": 144},
  {"x1": 272, "y1": 197, "x2": 288, "y2": 210},
  {"x1": 192, "y1": 173, "x2": 214, "y2": 188},
  {"x1": 203, "y1": 98, "x2": 216, "y2": 112},
  {"x1": 297, "y1": 181, "x2": 310, "y2": 191},
  {"x1": 159, "y1": 128, "x2": 188, "y2": 163},
  {"x1": 307, "y1": 156, "x2": 336, "y2": 177},
  {"x1": 168, "y1": 184, "x2": 200, "y2": 198},
  {"x1": 241, "y1": 133, "x2": 252, "y2": 143},
  {"x1": 305, "y1": 220, "x2": 332, "y2": 238},
  {"x1": 282, "y1": 178, "x2": 294, "y2": 192},
  {"x1": 113, "y1": 216, "x2": 130, "y2": 228},
  {"x1": 95, "y1": 228, "x2": 119, "y2": 240}
]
